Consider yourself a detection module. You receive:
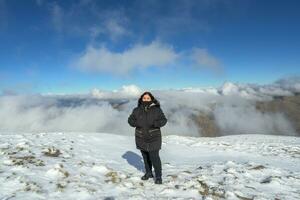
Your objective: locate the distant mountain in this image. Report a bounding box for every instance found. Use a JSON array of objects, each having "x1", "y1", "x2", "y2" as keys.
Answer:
[{"x1": 193, "y1": 94, "x2": 300, "y2": 137}]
